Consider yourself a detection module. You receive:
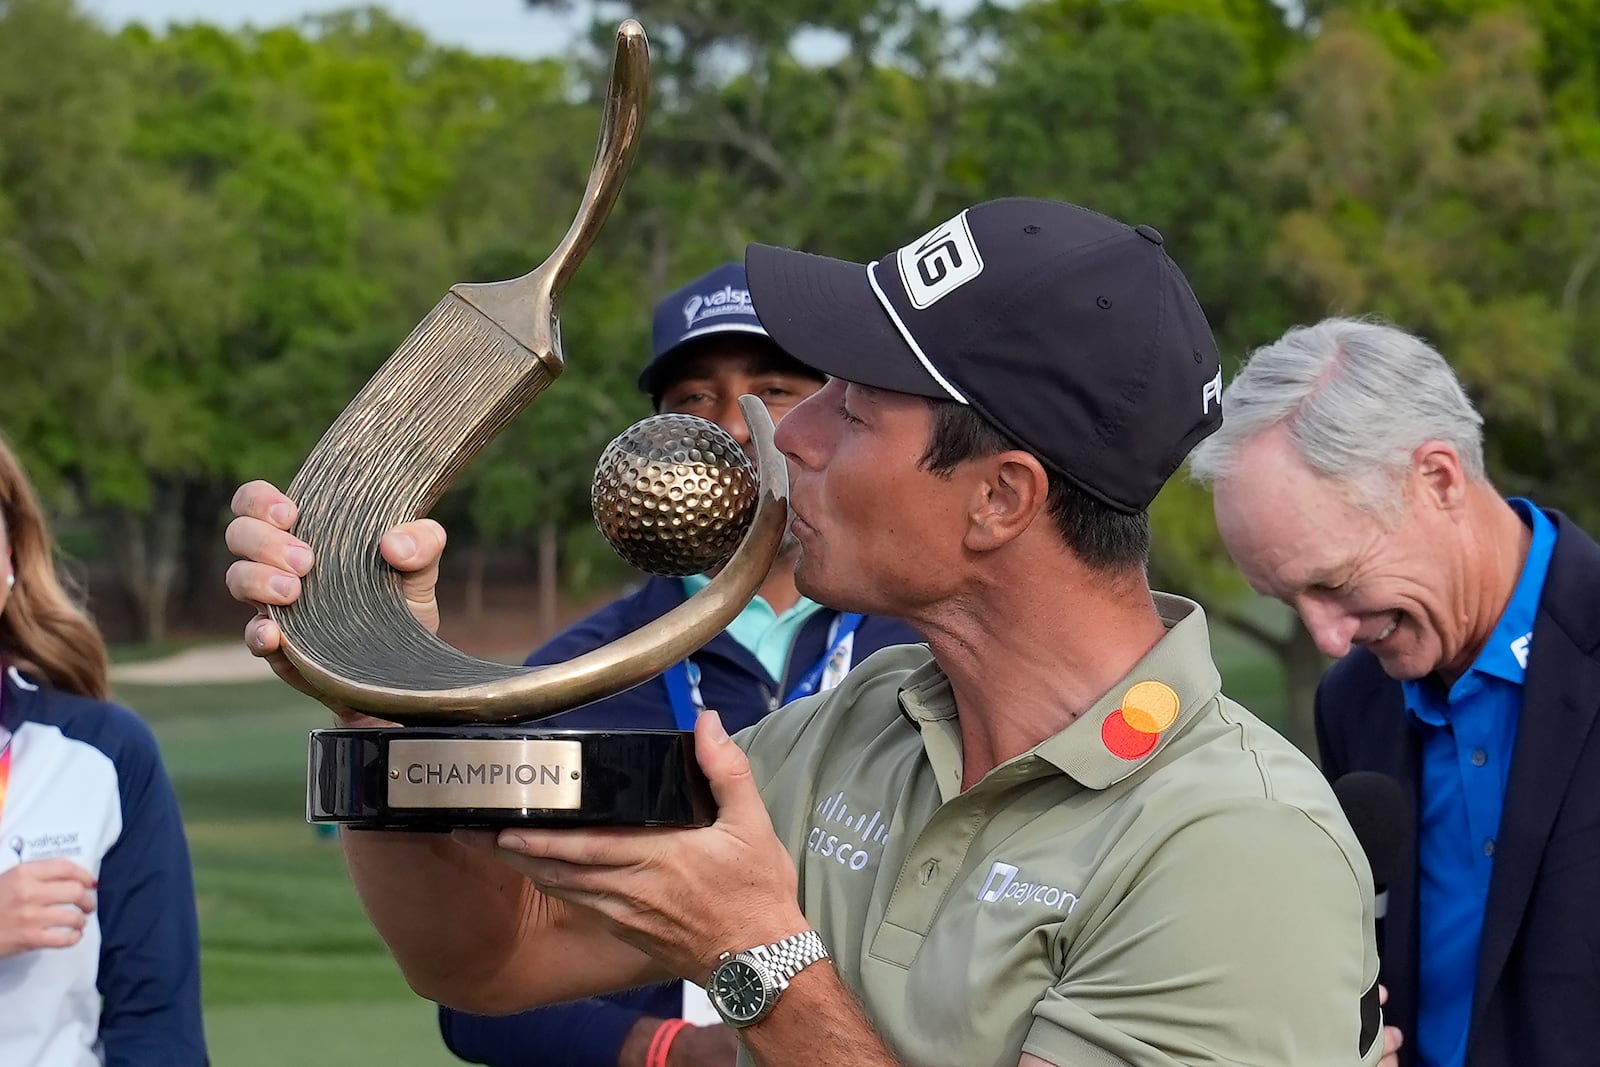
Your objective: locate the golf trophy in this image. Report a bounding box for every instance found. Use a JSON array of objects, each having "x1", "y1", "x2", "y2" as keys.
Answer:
[{"x1": 274, "y1": 20, "x2": 789, "y2": 830}]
